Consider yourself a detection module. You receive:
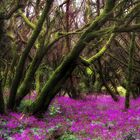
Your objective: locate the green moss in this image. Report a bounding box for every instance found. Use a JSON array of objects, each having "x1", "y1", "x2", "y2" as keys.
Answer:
[
  {"x1": 117, "y1": 86, "x2": 126, "y2": 97},
  {"x1": 86, "y1": 67, "x2": 93, "y2": 75},
  {"x1": 8, "y1": 1, "x2": 54, "y2": 110},
  {"x1": 27, "y1": 0, "x2": 117, "y2": 114}
]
